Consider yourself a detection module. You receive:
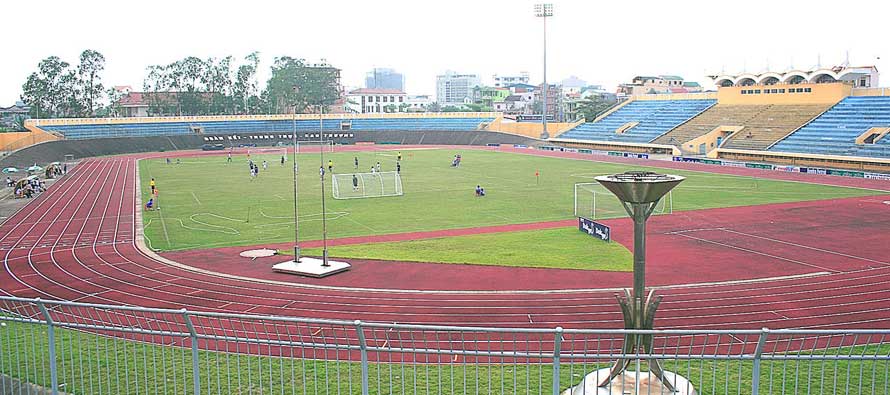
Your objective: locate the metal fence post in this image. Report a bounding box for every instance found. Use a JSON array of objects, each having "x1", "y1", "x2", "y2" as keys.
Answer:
[
  {"x1": 355, "y1": 320, "x2": 370, "y2": 395},
  {"x1": 751, "y1": 327, "x2": 769, "y2": 395},
  {"x1": 34, "y1": 298, "x2": 59, "y2": 395},
  {"x1": 181, "y1": 309, "x2": 201, "y2": 395},
  {"x1": 553, "y1": 327, "x2": 563, "y2": 395}
]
